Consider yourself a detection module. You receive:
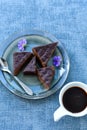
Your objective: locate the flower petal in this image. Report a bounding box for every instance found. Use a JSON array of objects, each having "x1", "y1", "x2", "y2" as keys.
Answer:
[
  {"x1": 18, "y1": 38, "x2": 27, "y2": 51},
  {"x1": 53, "y1": 56, "x2": 62, "y2": 67}
]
